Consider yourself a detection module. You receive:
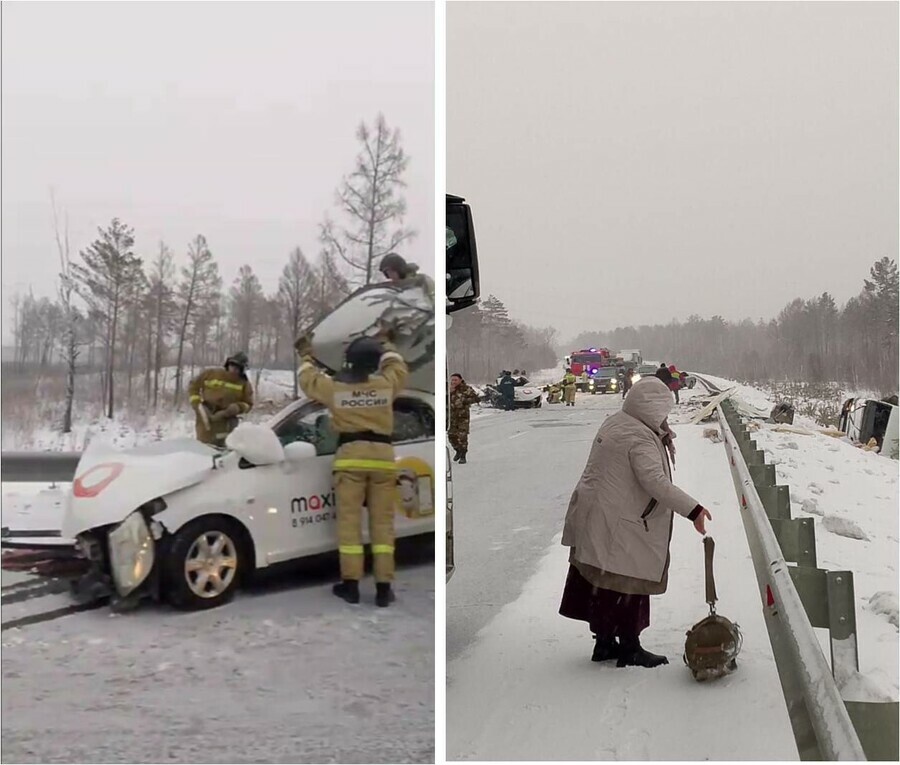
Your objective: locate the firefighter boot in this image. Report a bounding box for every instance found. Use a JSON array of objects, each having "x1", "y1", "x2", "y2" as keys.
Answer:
[
  {"x1": 333, "y1": 579, "x2": 360, "y2": 604},
  {"x1": 458, "y1": 450, "x2": 467, "y2": 464},
  {"x1": 375, "y1": 582, "x2": 396, "y2": 607},
  {"x1": 617, "y1": 635, "x2": 669, "y2": 668},
  {"x1": 453, "y1": 449, "x2": 461, "y2": 462}
]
